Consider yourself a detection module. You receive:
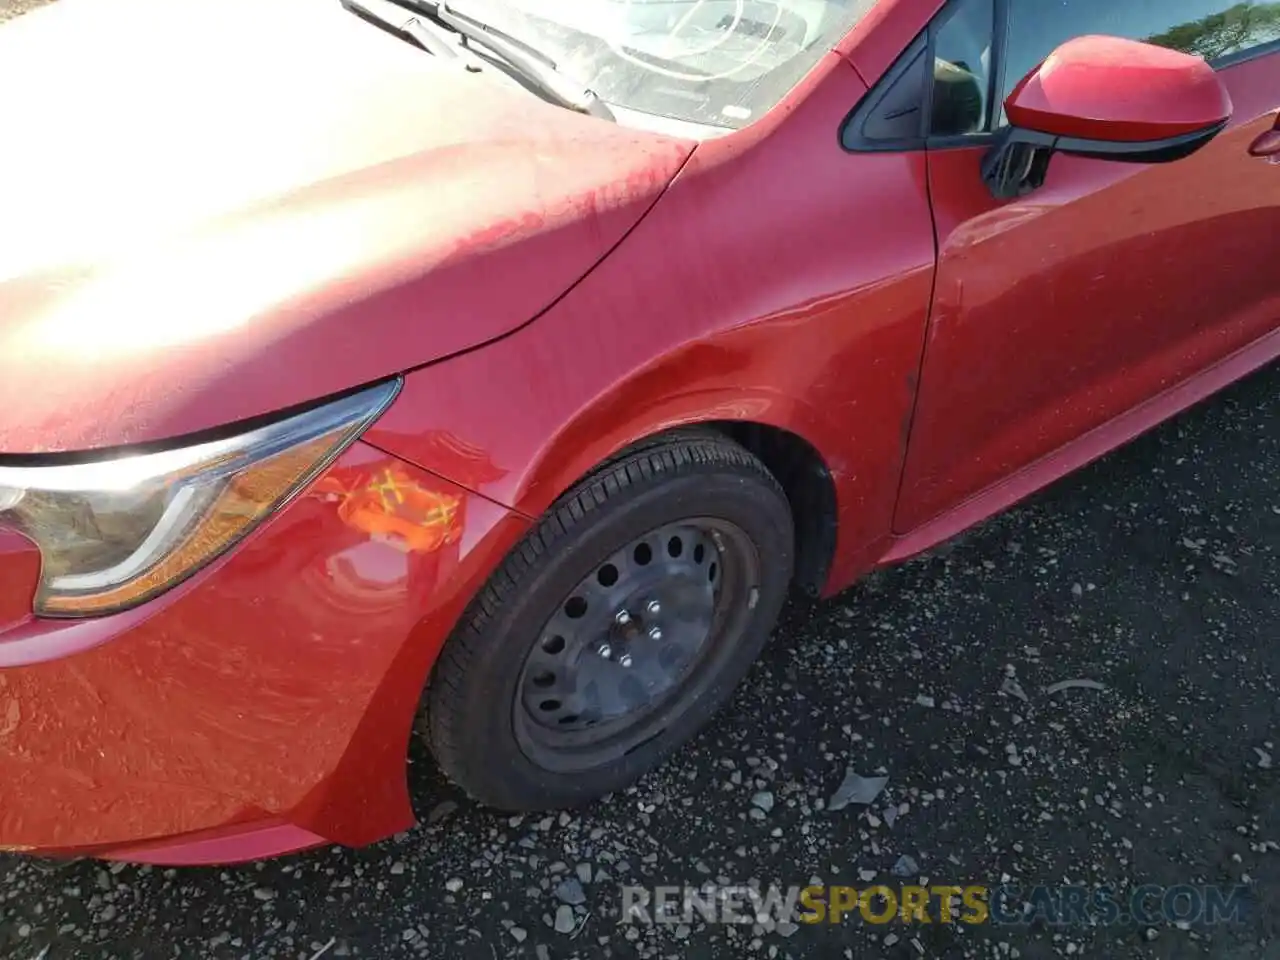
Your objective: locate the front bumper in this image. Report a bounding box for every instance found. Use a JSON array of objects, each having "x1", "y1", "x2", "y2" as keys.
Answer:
[{"x1": 0, "y1": 440, "x2": 528, "y2": 863}]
